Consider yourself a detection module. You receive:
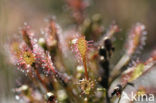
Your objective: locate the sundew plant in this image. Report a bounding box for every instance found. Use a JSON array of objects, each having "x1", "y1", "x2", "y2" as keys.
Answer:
[{"x1": 6, "y1": 0, "x2": 156, "y2": 103}]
